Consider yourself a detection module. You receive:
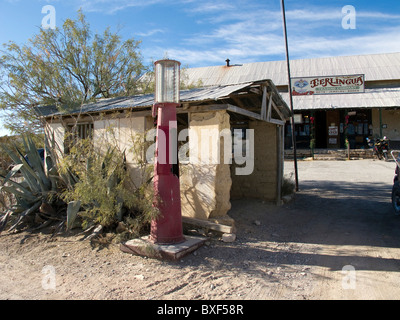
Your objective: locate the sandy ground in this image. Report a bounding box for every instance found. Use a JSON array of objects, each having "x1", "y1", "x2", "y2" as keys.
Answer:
[{"x1": 1, "y1": 159, "x2": 400, "y2": 300}]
